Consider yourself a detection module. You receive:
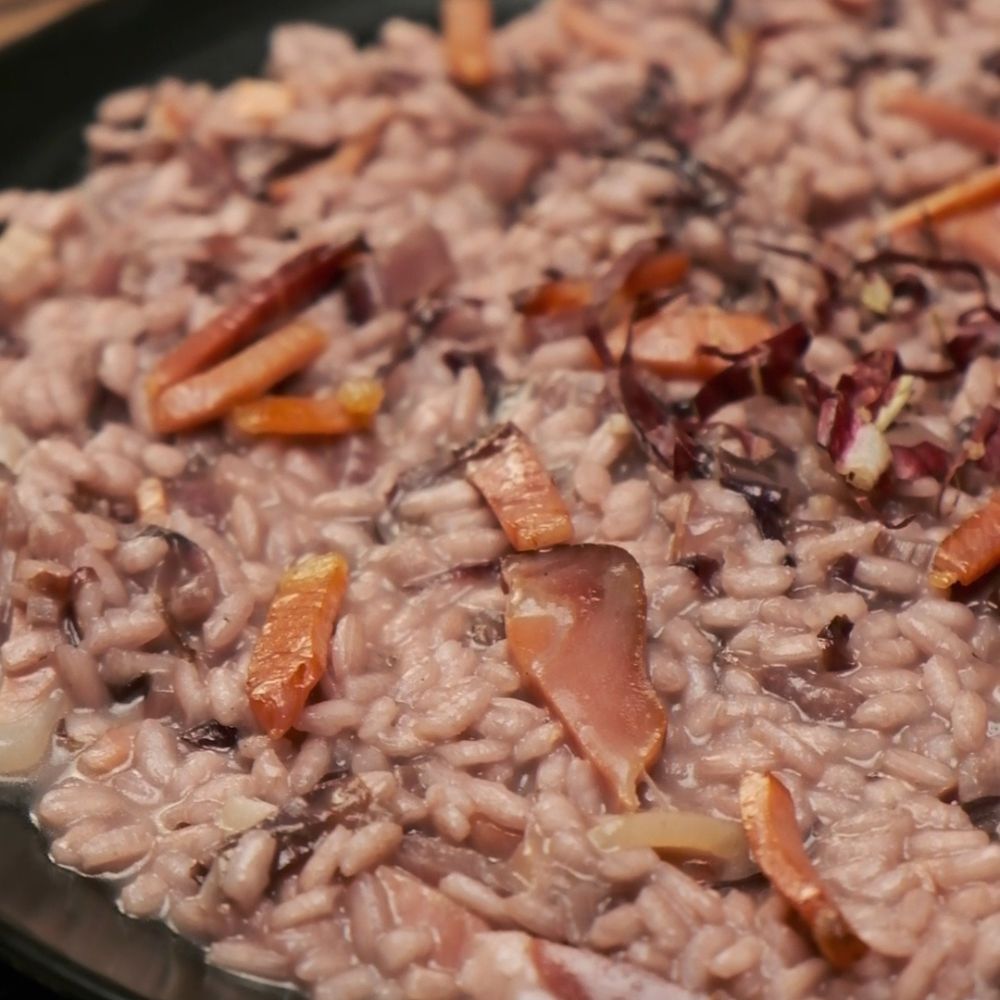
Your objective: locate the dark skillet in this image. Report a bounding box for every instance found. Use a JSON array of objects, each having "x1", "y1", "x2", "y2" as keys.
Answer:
[{"x1": 0, "y1": 2, "x2": 533, "y2": 997}]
